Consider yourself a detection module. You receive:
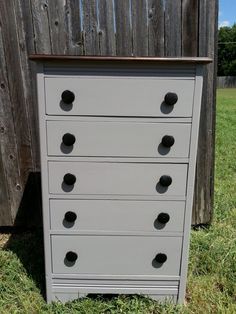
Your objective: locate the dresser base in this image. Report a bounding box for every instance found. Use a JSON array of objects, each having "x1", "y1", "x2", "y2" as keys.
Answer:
[
  {"x1": 51, "y1": 290, "x2": 177, "y2": 304},
  {"x1": 50, "y1": 280, "x2": 179, "y2": 303}
]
